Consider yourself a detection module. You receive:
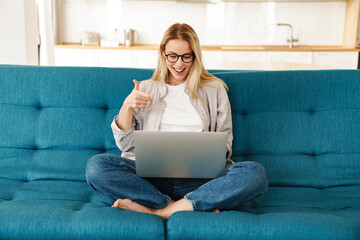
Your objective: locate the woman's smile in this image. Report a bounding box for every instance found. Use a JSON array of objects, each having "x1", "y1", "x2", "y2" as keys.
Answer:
[{"x1": 174, "y1": 68, "x2": 185, "y2": 73}]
